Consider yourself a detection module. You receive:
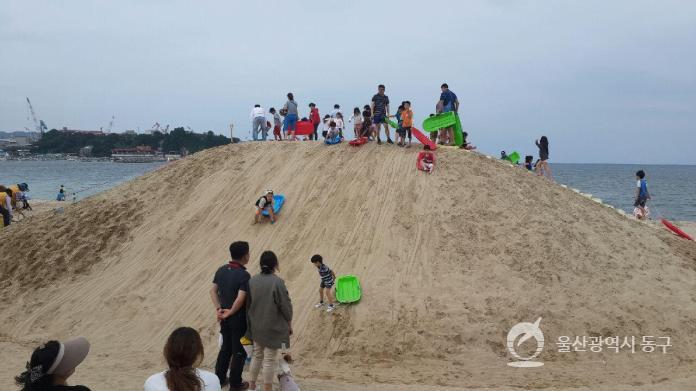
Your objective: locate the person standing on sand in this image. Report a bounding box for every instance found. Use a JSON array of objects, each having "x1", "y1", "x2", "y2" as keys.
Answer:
[
  {"x1": 246, "y1": 251, "x2": 293, "y2": 391},
  {"x1": 437, "y1": 83, "x2": 459, "y2": 145},
  {"x1": 283, "y1": 93, "x2": 299, "y2": 141},
  {"x1": 210, "y1": 241, "x2": 252, "y2": 391},
  {"x1": 371, "y1": 84, "x2": 392, "y2": 144},
  {"x1": 0, "y1": 185, "x2": 12, "y2": 227},
  {"x1": 250, "y1": 105, "x2": 267, "y2": 142},
  {"x1": 535, "y1": 136, "x2": 552, "y2": 179}
]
